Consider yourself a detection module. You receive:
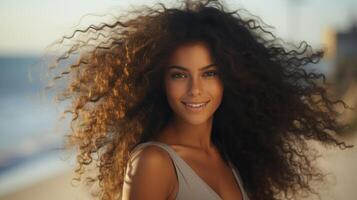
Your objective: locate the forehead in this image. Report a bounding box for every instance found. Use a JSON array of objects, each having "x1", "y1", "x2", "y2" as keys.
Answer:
[{"x1": 167, "y1": 41, "x2": 215, "y2": 70}]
